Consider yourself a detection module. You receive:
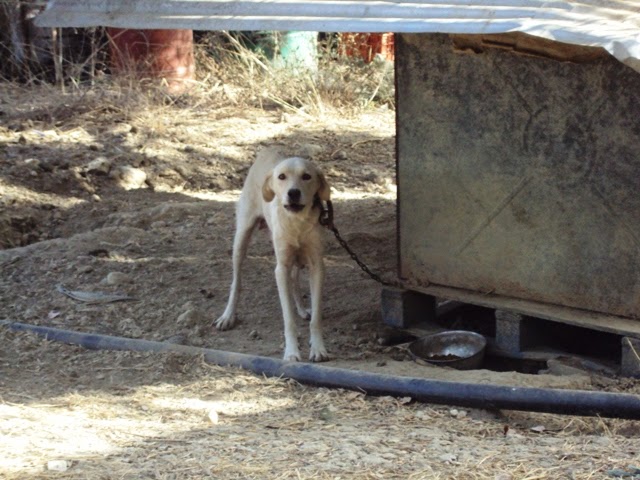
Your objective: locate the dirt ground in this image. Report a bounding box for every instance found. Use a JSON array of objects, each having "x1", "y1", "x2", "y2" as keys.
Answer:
[{"x1": 1, "y1": 82, "x2": 640, "y2": 479}]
